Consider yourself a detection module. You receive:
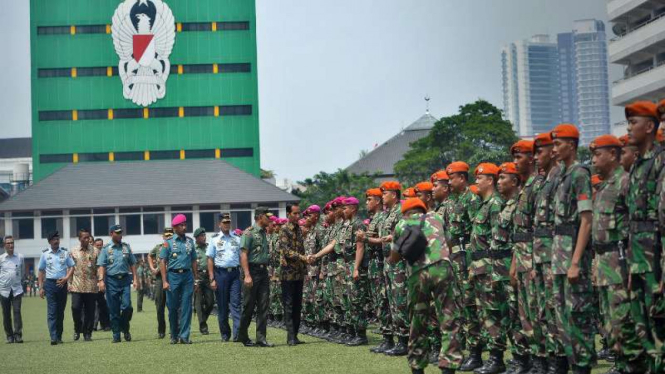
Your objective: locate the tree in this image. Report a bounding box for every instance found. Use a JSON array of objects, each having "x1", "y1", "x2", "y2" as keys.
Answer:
[
  {"x1": 293, "y1": 169, "x2": 379, "y2": 217},
  {"x1": 394, "y1": 99, "x2": 519, "y2": 186},
  {"x1": 260, "y1": 169, "x2": 275, "y2": 179}
]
